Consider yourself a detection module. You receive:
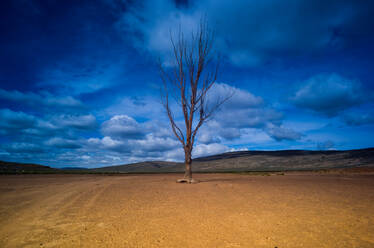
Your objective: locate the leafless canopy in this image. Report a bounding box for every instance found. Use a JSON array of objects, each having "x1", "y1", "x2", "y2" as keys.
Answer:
[{"x1": 159, "y1": 20, "x2": 232, "y2": 182}]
